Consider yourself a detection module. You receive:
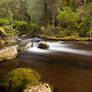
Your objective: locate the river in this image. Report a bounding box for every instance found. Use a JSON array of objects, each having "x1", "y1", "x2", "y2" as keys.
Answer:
[{"x1": 0, "y1": 37, "x2": 92, "y2": 92}]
